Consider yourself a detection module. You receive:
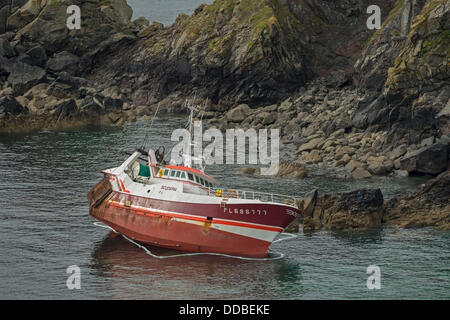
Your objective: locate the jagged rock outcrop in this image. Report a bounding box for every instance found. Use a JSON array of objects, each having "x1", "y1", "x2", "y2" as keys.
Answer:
[
  {"x1": 7, "y1": 61, "x2": 46, "y2": 95},
  {"x1": 302, "y1": 189, "x2": 385, "y2": 231},
  {"x1": 90, "y1": 0, "x2": 393, "y2": 107},
  {"x1": 354, "y1": 0, "x2": 449, "y2": 145},
  {"x1": 384, "y1": 0, "x2": 449, "y2": 142},
  {"x1": 400, "y1": 142, "x2": 449, "y2": 174},
  {"x1": 275, "y1": 162, "x2": 308, "y2": 179},
  {"x1": 0, "y1": 94, "x2": 28, "y2": 119},
  {"x1": 383, "y1": 170, "x2": 450, "y2": 229}
]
